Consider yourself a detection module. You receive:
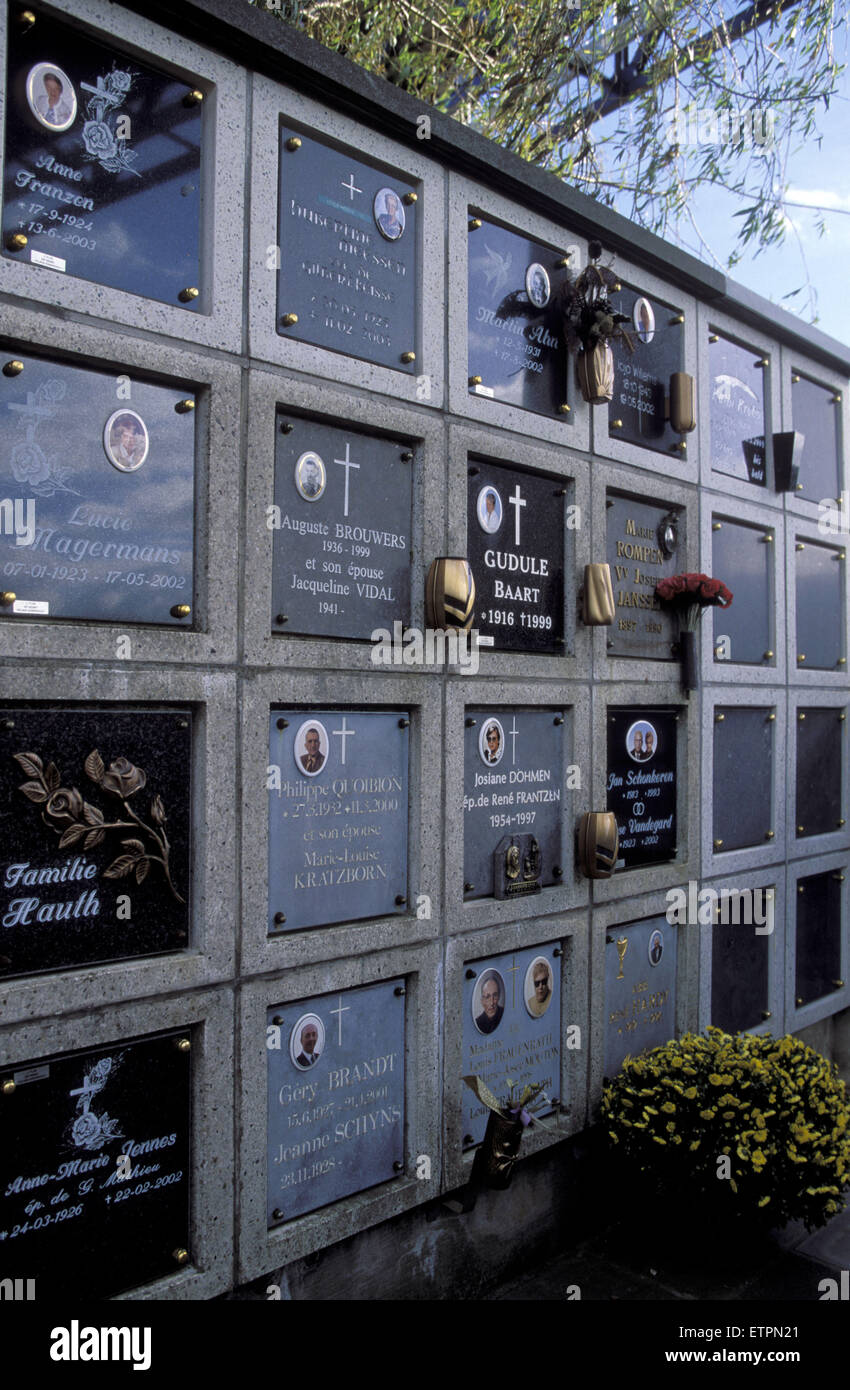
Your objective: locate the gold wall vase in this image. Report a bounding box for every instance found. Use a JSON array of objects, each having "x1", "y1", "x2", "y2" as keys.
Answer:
[
  {"x1": 425, "y1": 557, "x2": 475, "y2": 631},
  {"x1": 576, "y1": 342, "x2": 614, "y2": 404},
  {"x1": 582, "y1": 563, "x2": 616, "y2": 625}
]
